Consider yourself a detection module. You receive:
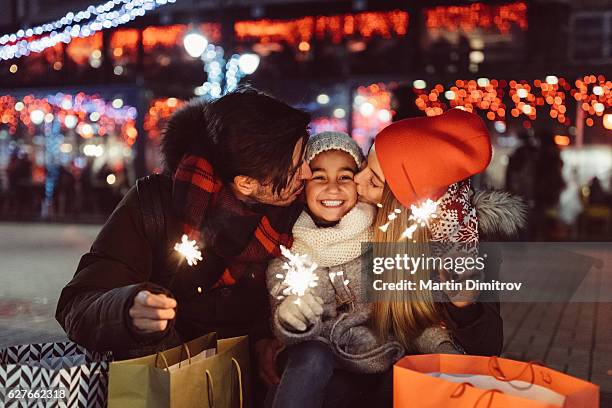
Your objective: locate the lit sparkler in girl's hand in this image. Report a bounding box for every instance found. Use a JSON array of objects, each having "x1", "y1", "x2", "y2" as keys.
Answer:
[
  {"x1": 174, "y1": 234, "x2": 203, "y2": 266},
  {"x1": 279, "y1": 245, "x2": 318, "y2": 299}
]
